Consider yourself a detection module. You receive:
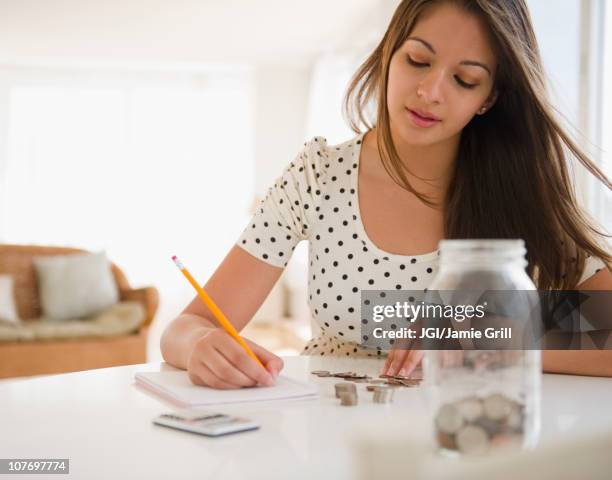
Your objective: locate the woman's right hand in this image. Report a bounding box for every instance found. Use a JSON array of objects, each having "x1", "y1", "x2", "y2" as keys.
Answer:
[{"x1": 186, "y1": 328, "x2": 284, "y2": 389}]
